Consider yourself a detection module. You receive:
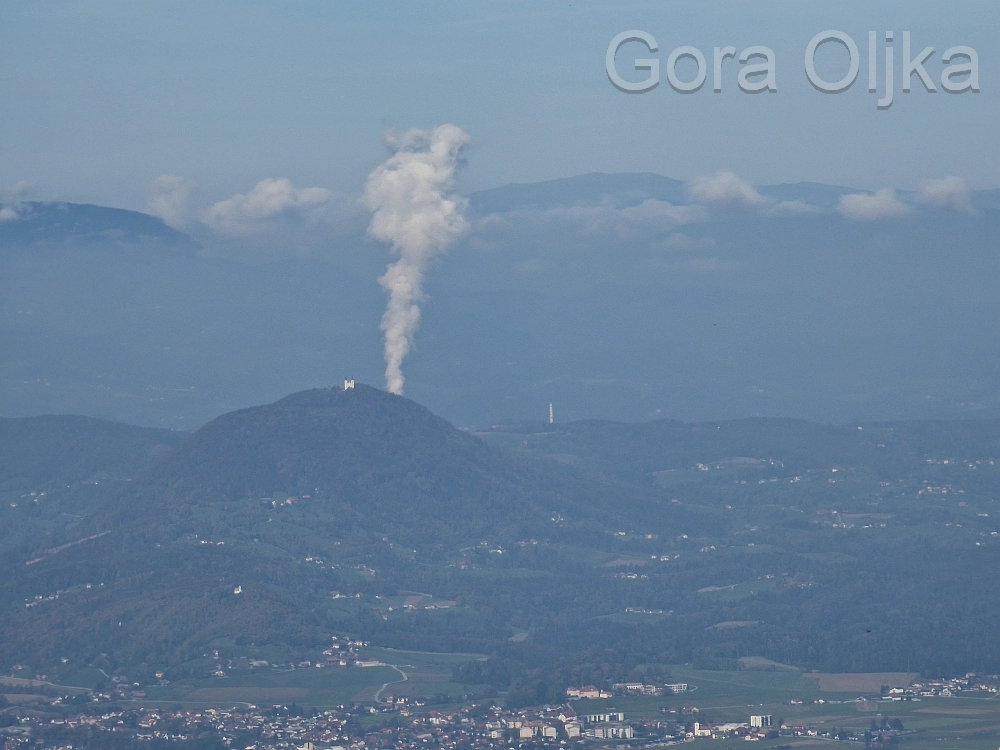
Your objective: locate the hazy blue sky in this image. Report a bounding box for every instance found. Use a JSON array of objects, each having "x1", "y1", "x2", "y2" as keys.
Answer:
[{"x1": 1, "y1": 0, "x2": 996, "y2": 210}]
